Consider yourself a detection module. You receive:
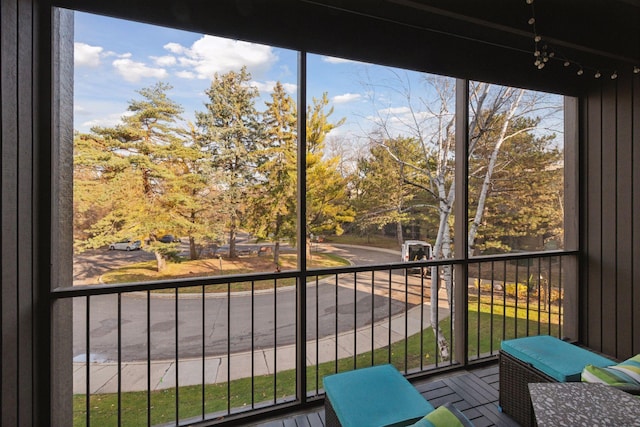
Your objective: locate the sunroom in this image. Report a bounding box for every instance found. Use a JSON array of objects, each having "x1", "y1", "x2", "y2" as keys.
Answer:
[{"x1": 1, "y1": 1, "x2": 639, "y2": 426}]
